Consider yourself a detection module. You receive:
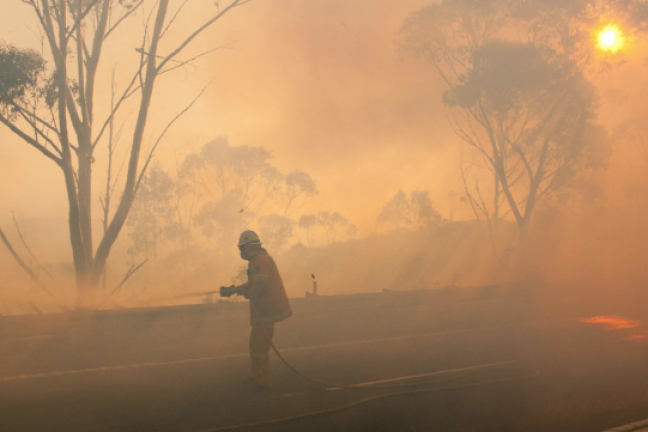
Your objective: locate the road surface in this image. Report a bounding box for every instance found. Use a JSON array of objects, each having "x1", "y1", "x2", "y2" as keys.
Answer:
[{"x1": 1, "y1": 284, "x2": 647, "y2": 431}]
